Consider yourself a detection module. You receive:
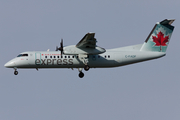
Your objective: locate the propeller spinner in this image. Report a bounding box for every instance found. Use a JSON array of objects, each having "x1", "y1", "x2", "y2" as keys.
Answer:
[{"x1": 56, "y1": 39, "x2": 64, "y2": 55}]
